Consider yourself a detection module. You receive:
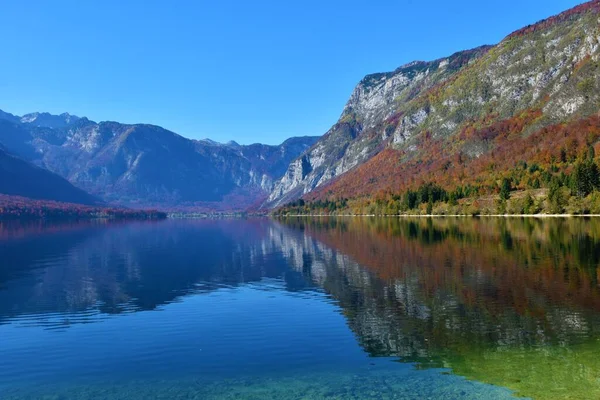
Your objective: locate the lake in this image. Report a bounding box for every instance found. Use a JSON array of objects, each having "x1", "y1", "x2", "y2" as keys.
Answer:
[{"x1": 1, "y1": 217, "x2": 599, "y2": 399}]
